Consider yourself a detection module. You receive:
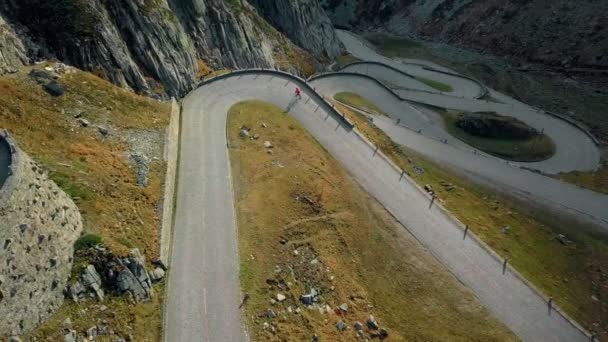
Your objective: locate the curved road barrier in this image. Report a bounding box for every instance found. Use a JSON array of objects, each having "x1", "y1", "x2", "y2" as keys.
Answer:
[{"x1": 165, "y1": 69, "x2": 594, "y2": 341}]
